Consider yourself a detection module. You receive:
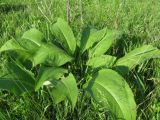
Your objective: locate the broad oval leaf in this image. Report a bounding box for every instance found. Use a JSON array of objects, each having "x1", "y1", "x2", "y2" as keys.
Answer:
[
  {"x1": 51, "y1": 18, "x2": 76, "y2": 55},
  {"x1": 89, "y1": 30, "x2": 118, "y2": 57},
  {"x1": 0, "y1": 28, "x2": 44, "y2": 56},
  {"x1": 8, "y1": 61, "x2": 35, "y2": 85},
  {"x1": 85, "y1": 69, "x2": 136, "y2": 120},
  {"x1": 115, "y1": 45, "x2": 160, "y2": 74},
  {"x1": 0, "y1": 39, "x2": 25, "y2": 52},
  {"x1": 87, "y1": 55, "x2": 116, "y2": 68},
  {"x1": 0, "y1": 78, "x2": 34, "y2": 95},
  {"x1": 32, "y1": 43, "x2": 72, "y2": 66},
  {"x1": 35, "y1": 67, "x2": 67, "y2": 91},
  {"x1": 19, "y1": 28, "x2": 44, "y2": 53},
  {"x1": 80, "y1": 27, "x2": 107, "y2": 53},
  {"x1": 51, "y1": 73, "x2": 78, "y2": 109},
  {"x1": 22, "y1": 28, "x2": 44, "y2": 46},
  {"x1": 0, "y1": 61, "x2": 35, "y2": 95},
  {"x1": 0, "y1": 39, "x2": 35, "y2": 62}
]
